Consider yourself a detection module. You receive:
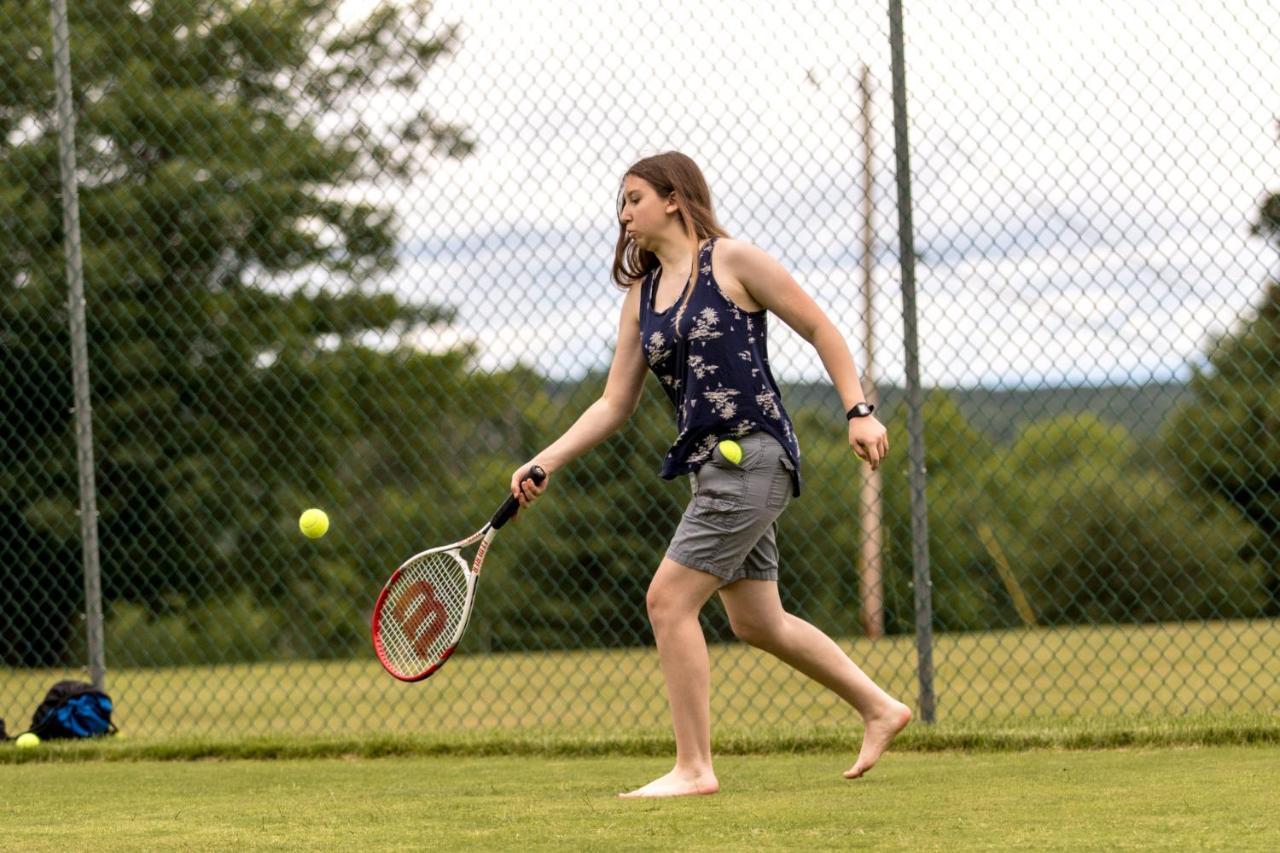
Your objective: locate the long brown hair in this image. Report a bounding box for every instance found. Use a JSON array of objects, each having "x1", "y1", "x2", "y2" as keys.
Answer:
[{"x1": 611, "y1": 152, "x2": 730, "y2": 290}]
